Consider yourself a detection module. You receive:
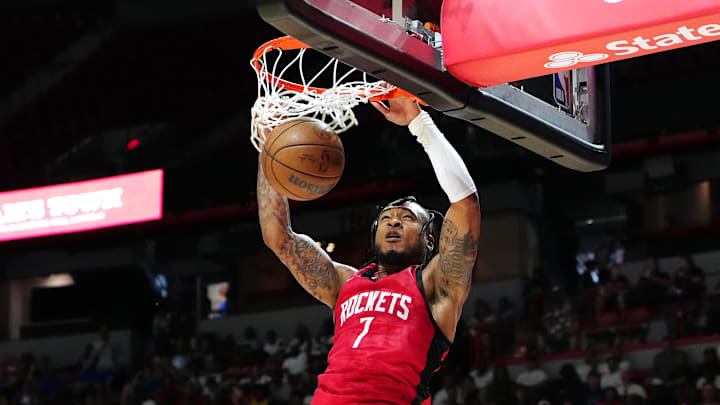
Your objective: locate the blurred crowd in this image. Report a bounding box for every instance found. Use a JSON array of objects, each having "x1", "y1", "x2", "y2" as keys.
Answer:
[
  {"x1": 470, "y1": 255, "x2": 716, "y2": 363},
  {"x1": 0, "y1": 319, "x2": 334, "y2": 405},
  {"x1": 1, "y1": 255, "x2": 720, "y2": 405},
  {"x1": 456, "y1": 255, "x2": 720, "y2": 405},
  {"x1": 437, "y1": 338, "x2": 720, "y2": 405}
]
